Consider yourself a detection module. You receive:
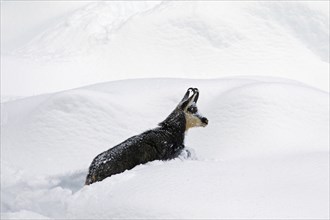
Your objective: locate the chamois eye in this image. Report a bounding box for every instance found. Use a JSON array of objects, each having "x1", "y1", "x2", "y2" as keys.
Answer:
[{"x1": 188, "y1": 106, "x2": 197, "y2": 113}]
